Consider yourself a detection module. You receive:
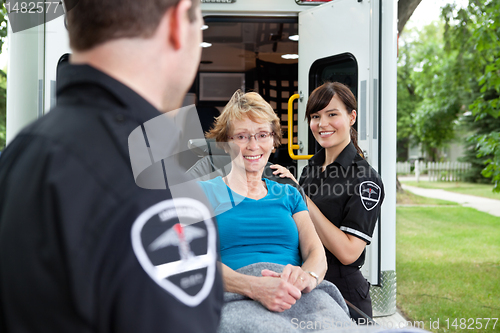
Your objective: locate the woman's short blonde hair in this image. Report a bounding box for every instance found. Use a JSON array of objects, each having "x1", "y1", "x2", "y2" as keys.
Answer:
[{"x1": 206, "y1": 90, "x2": 282, "y2": 148}]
